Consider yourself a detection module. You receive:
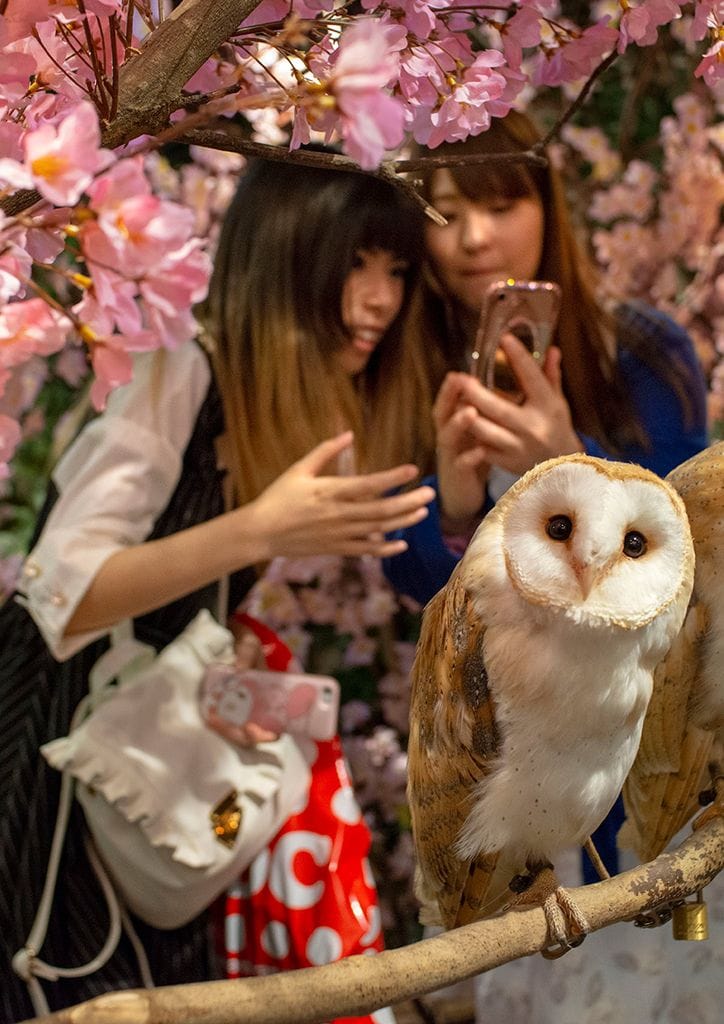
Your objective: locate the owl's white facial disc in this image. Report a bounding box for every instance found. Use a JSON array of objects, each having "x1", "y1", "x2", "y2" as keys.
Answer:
[{"x1": 501, "y1": 461, "x2": 690, "y2": 629}]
